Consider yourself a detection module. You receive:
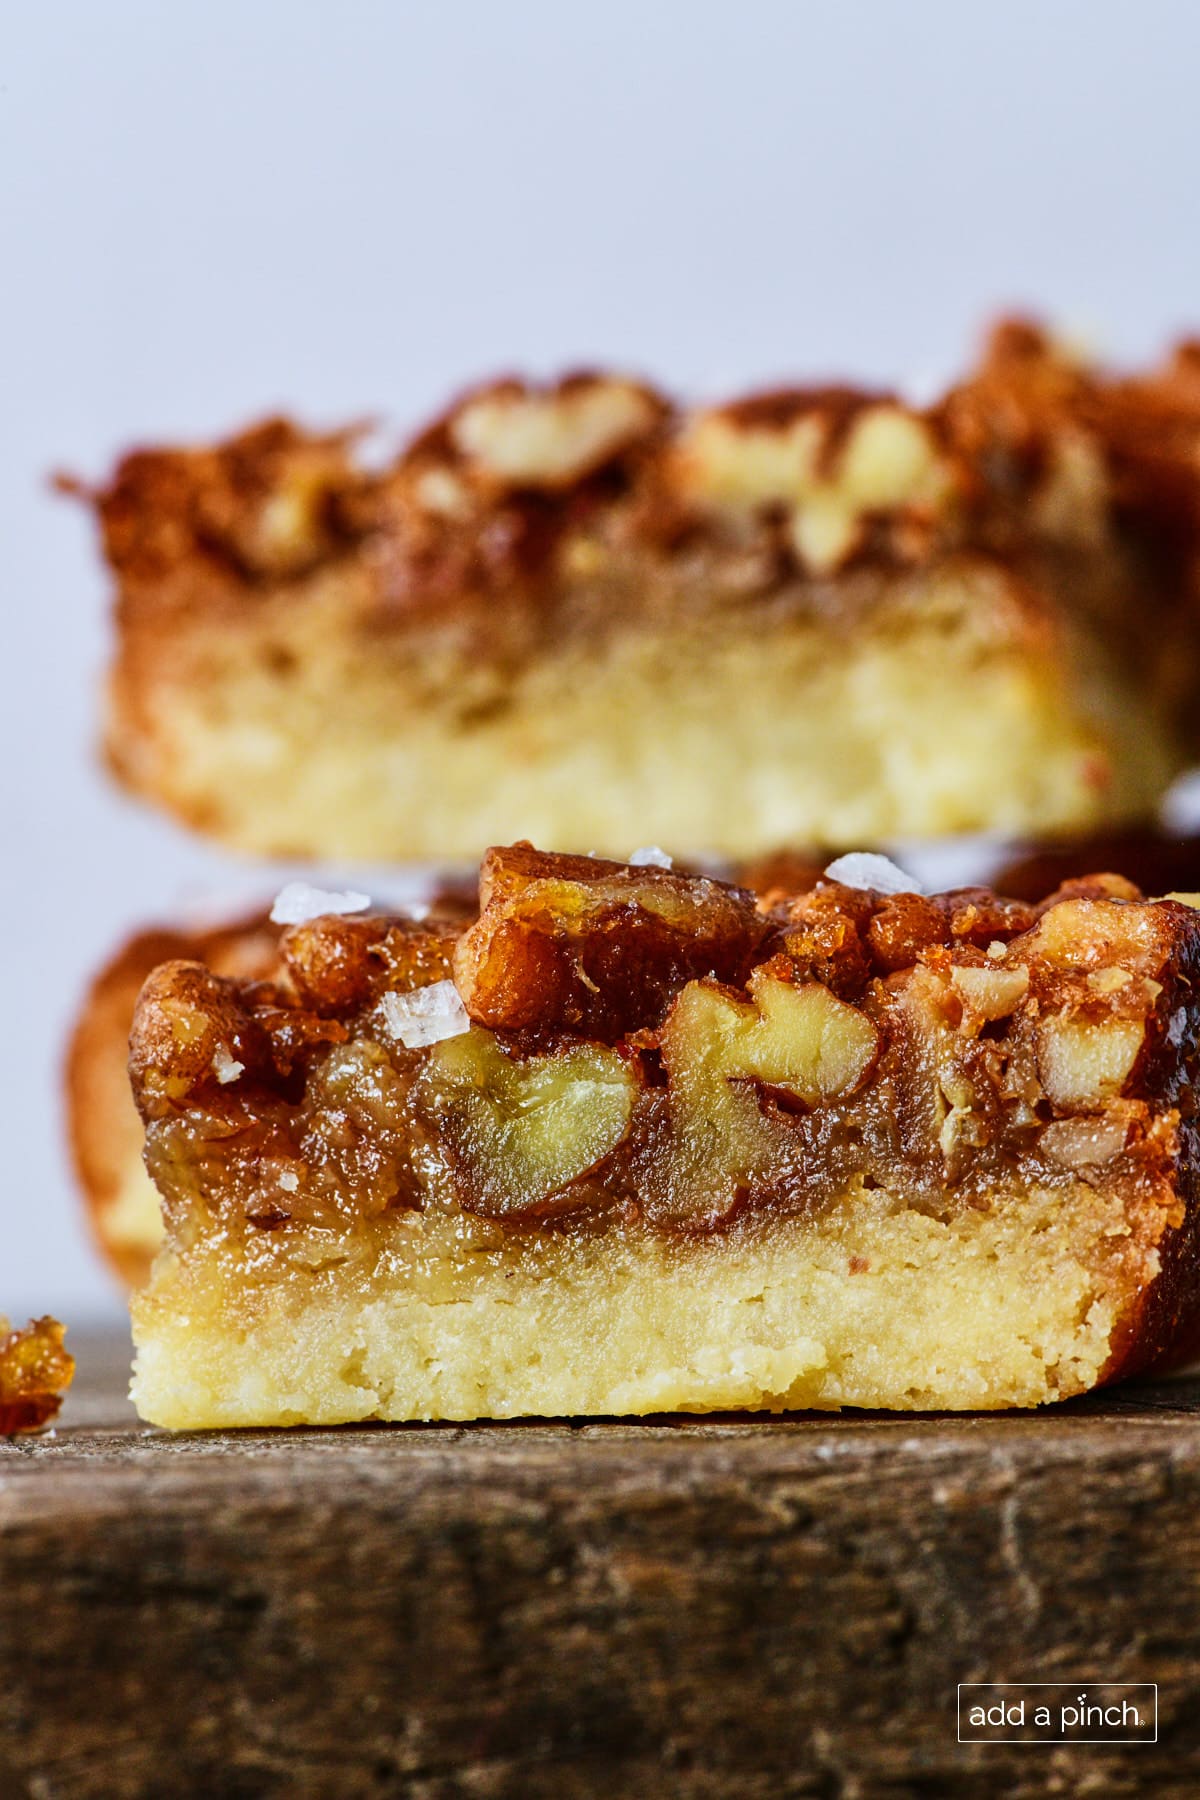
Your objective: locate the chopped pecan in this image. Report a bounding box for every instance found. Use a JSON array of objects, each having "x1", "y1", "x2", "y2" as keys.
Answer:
[{"x1": 454, "y1": 844, "x2": 769, "y2": 1040}]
